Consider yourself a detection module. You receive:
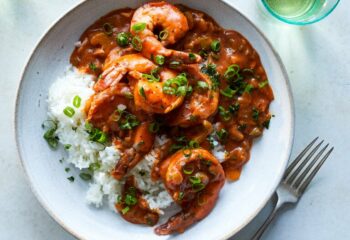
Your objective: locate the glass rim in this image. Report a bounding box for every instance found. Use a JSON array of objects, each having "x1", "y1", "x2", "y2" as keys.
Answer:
[{"x1": 261, "y1": 0, "x2": 340, "y2": 25}]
